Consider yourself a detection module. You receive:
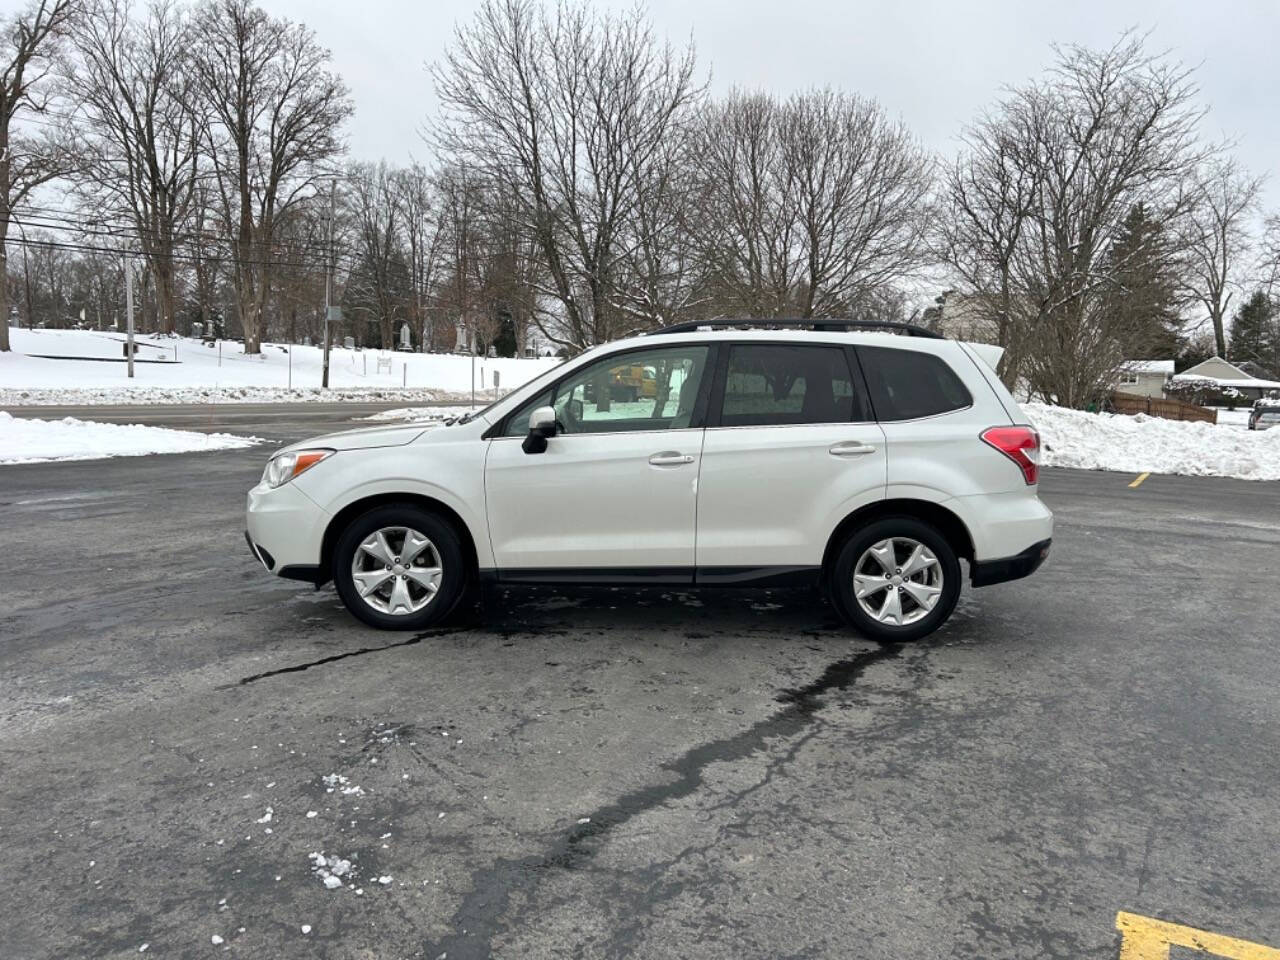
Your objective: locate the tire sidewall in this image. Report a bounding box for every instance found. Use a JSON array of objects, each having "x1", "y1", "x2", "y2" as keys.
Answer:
[
  {"x1": 332, "y1": 505, "x2": 467, "y2": 630},
  {"x1": 832, "y1": 517, "x2": 961, "y2": 642}
]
